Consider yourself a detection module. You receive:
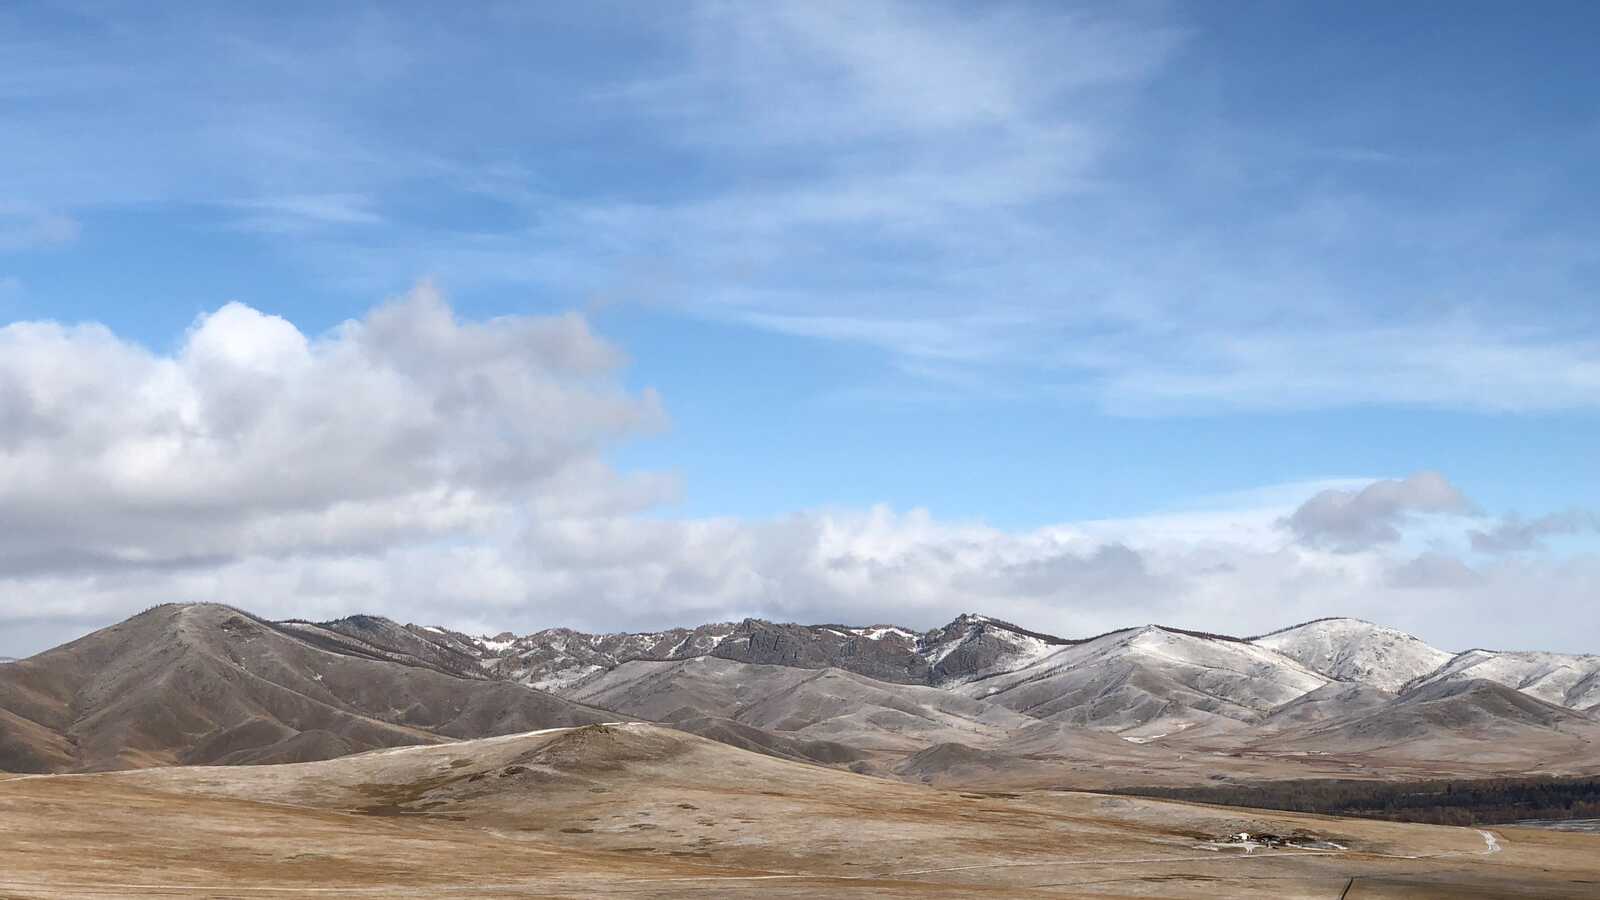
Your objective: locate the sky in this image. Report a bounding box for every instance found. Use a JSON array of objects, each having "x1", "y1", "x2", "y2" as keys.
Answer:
[{"x1": 1, "y1": 1, "x2": 1597, "y2": 657}]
